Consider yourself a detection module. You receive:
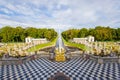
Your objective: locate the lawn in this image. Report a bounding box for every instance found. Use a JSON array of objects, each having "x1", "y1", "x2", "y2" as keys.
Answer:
[
  {"x1": 27, "y1": 37, "x2": 58, "y2": 52},
  {"x1": 62, "y1": 37, "x2": 88, "y2": 51}
]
